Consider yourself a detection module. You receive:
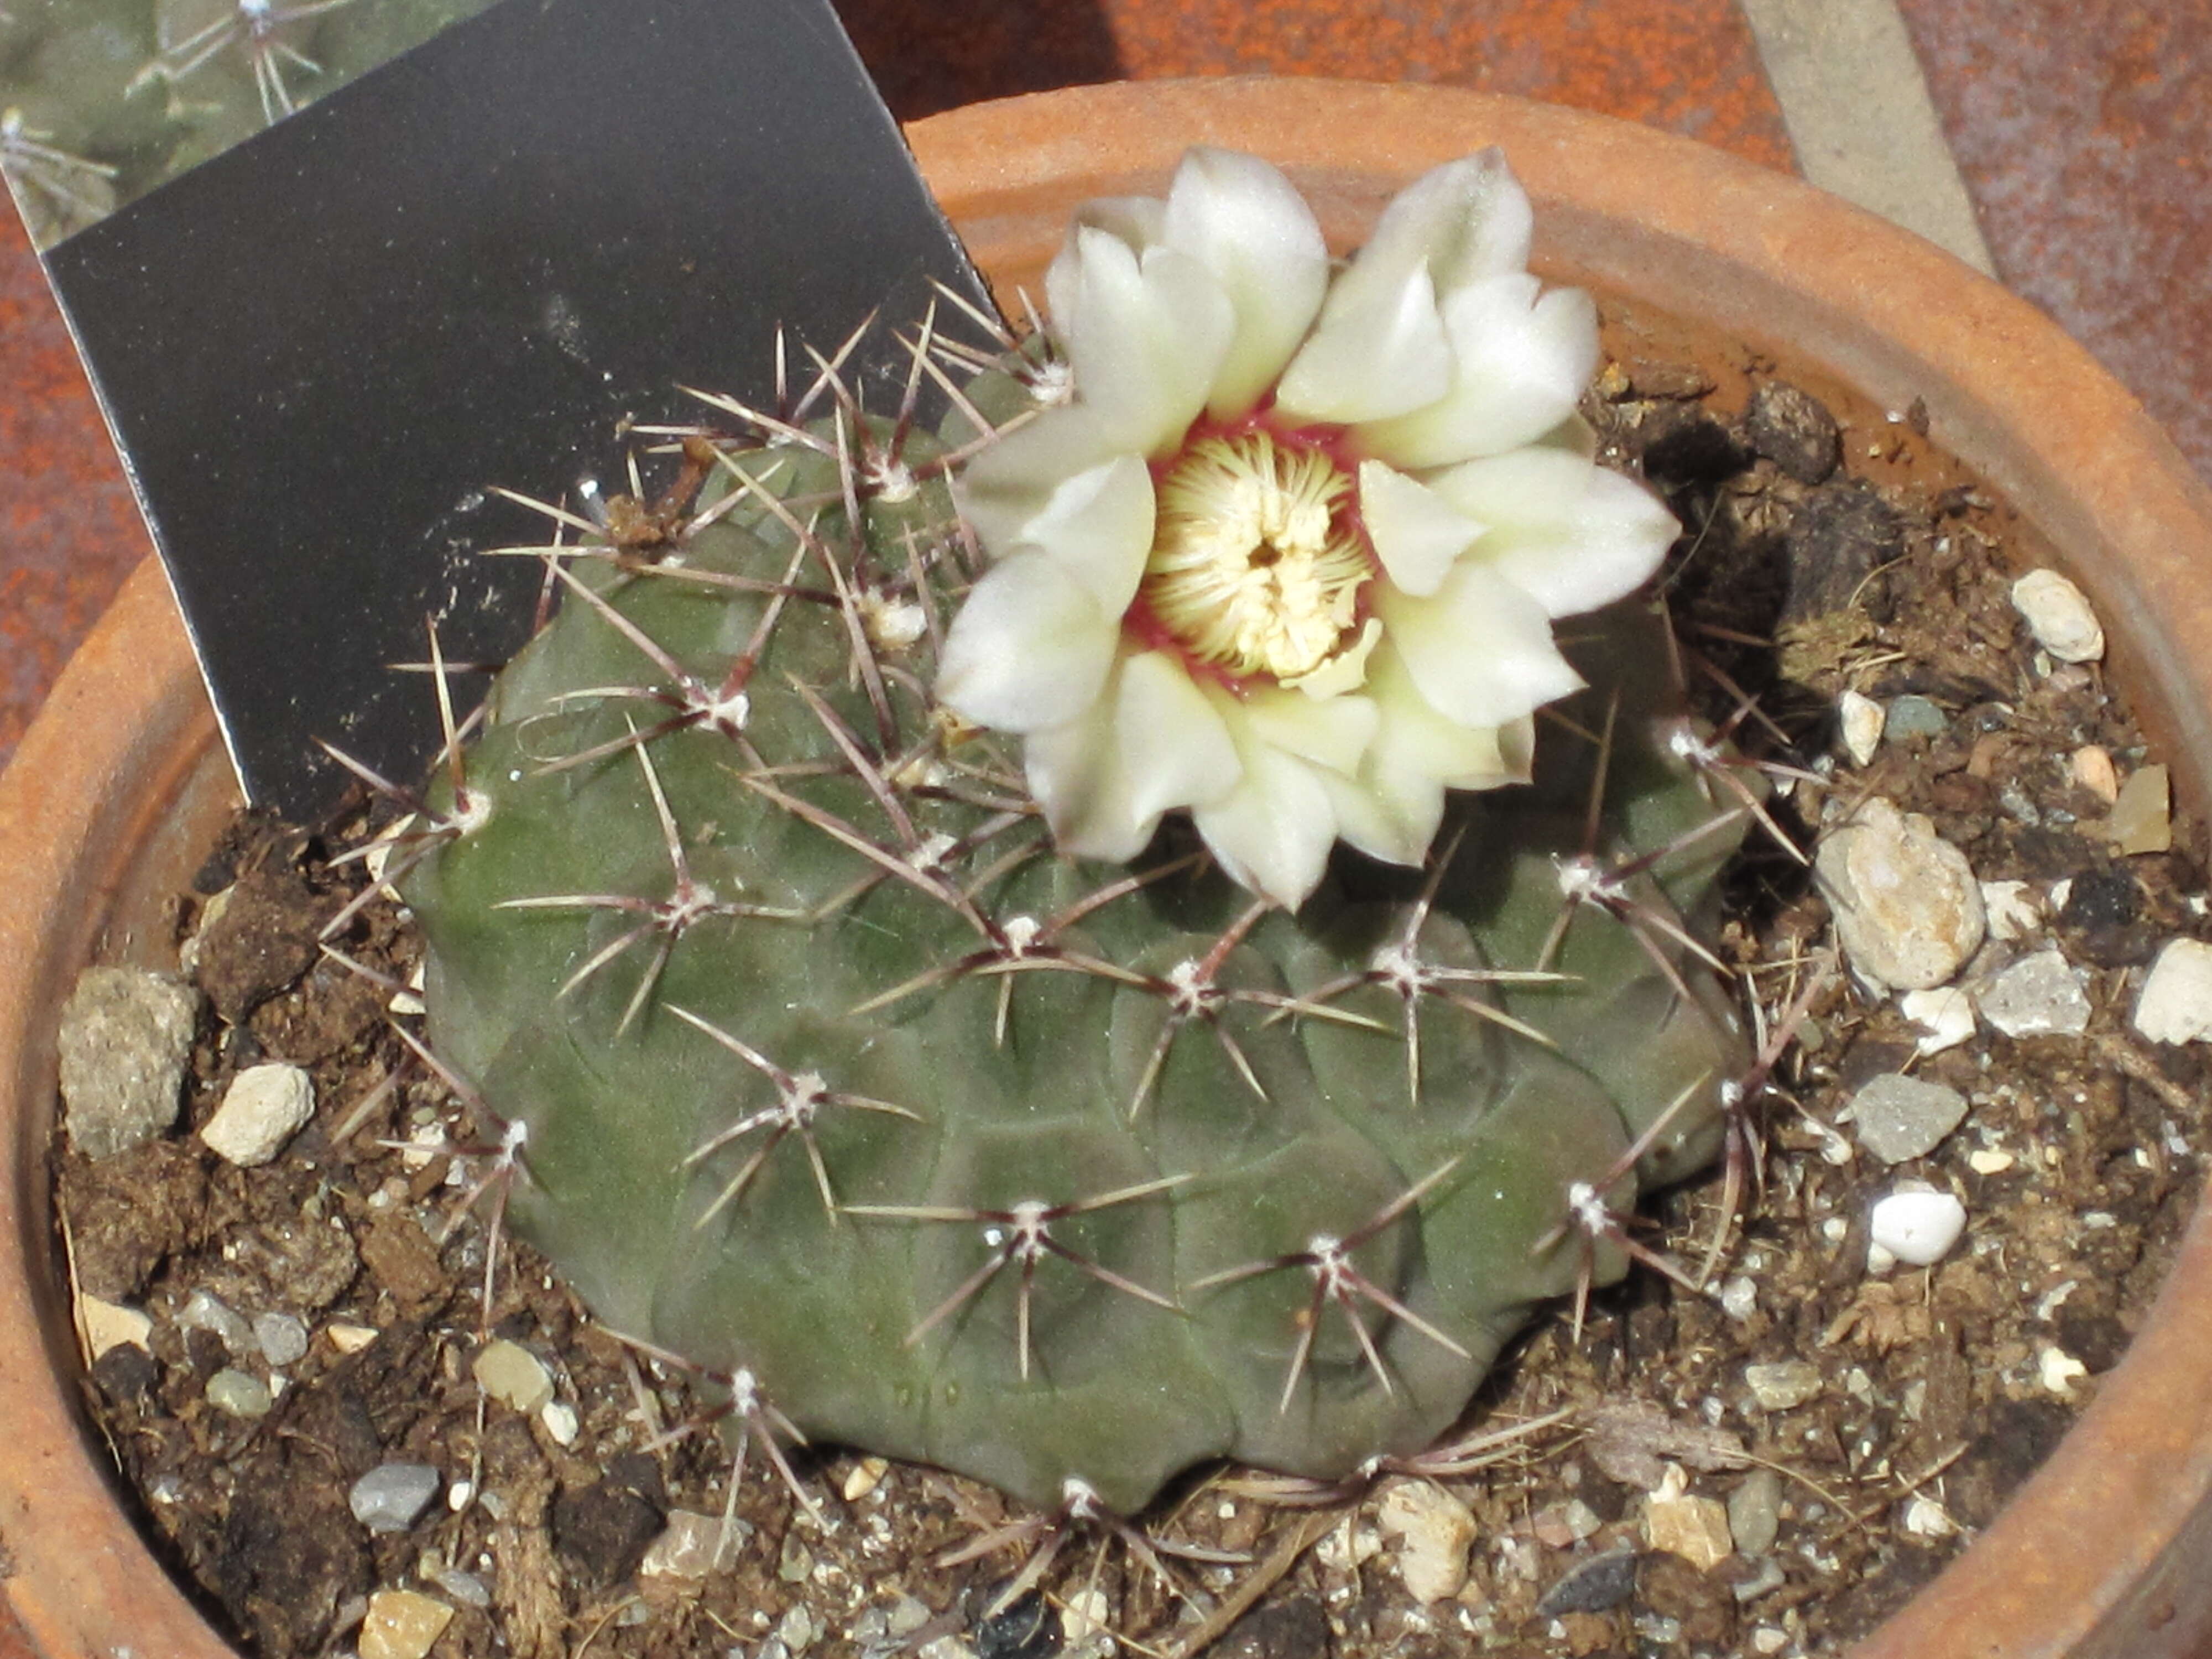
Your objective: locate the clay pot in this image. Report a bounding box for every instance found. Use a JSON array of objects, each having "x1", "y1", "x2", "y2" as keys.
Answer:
[{"x1": 6, "y1": 79, "x2": 2212, "y2": 1659}]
